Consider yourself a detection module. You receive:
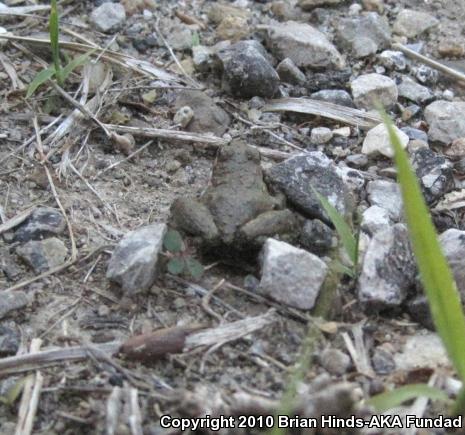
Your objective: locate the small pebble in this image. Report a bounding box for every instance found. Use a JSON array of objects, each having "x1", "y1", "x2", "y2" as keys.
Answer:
[
  {"x1": 174, "y1": 106, "x2": 194, "y2": 128},
  {"x1": 311, "y1": 127, "x2": 333, "y2": 144}
]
